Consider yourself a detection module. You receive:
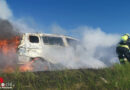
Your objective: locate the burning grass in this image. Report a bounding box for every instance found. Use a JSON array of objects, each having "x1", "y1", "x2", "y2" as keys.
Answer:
[{"x1": 1, "y1": 63, "x2": 130, "y2": 90}]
